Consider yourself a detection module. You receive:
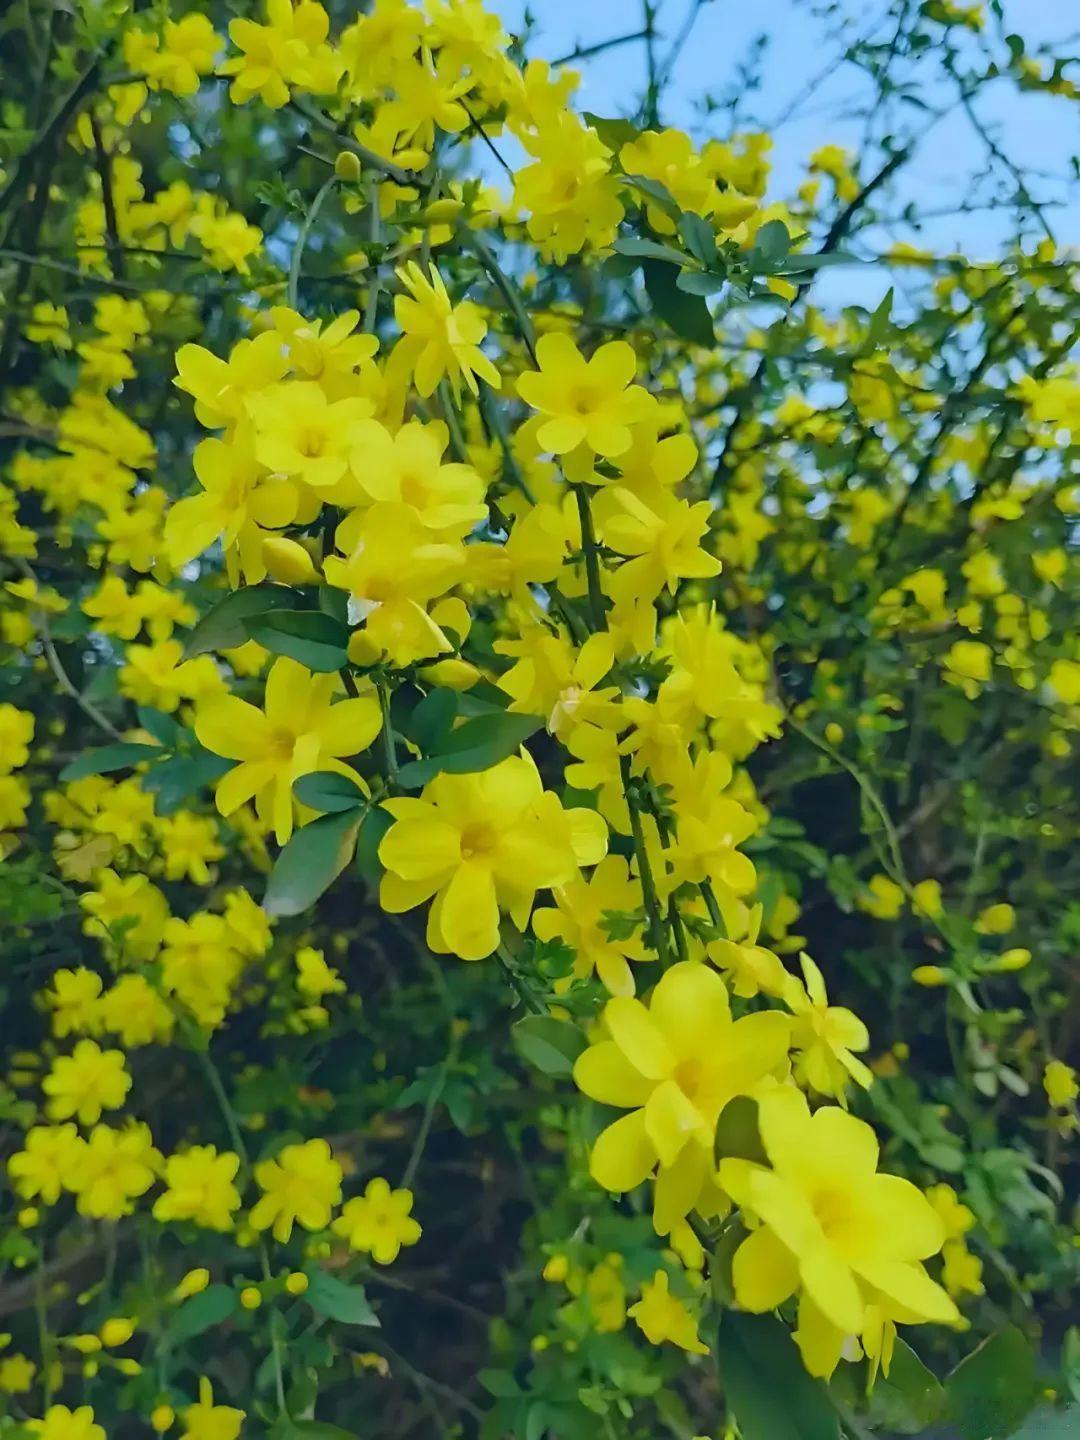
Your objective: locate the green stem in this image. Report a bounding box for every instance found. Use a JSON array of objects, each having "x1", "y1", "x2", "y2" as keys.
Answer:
[
  {"x1": 288, "y1": 175, "x2": 335, "y2": 309},
  {"x1": 463, "y1": 226, "x2": 538, "y2": 364},
  {"x1": 621, "y1": 759, "x2": 670, "y2": 965},
  {"x1": 376, "y1": 675, "x2": 397, "y2": 787},
  {"x1": 34, "y1": 1246, "x2": 52, "y2": 1408},
  {"x1": 574, "y1": 485, "x2": 607, "y2": 632}
]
